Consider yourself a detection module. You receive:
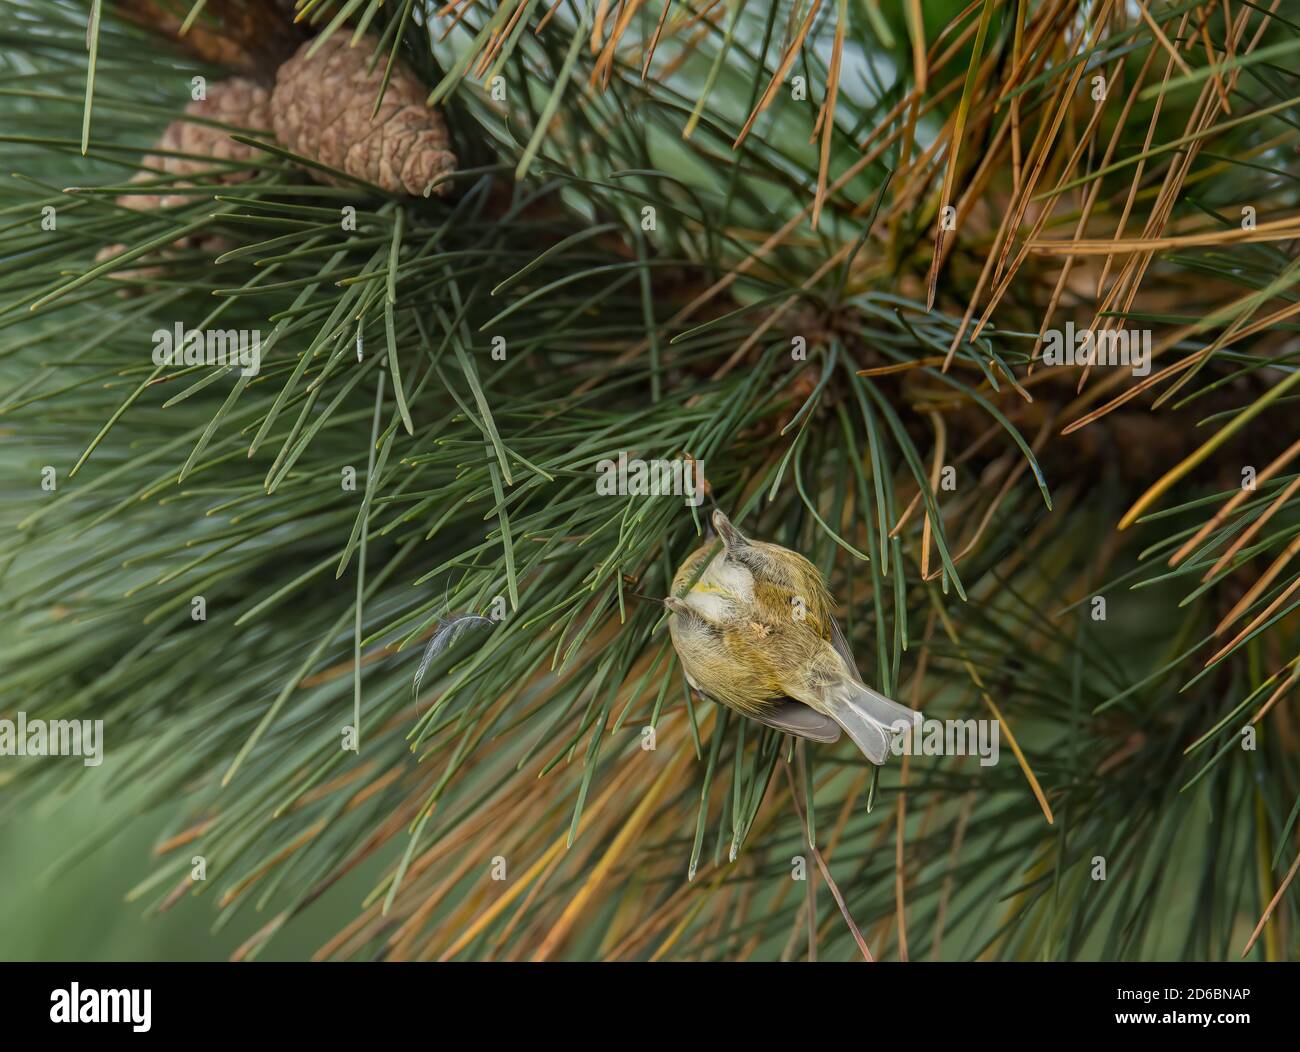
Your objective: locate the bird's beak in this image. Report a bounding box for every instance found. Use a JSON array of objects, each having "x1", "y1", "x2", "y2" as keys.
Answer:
[{"x1": 712, "y1": 510, "x2": 745, "y2": 548}]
